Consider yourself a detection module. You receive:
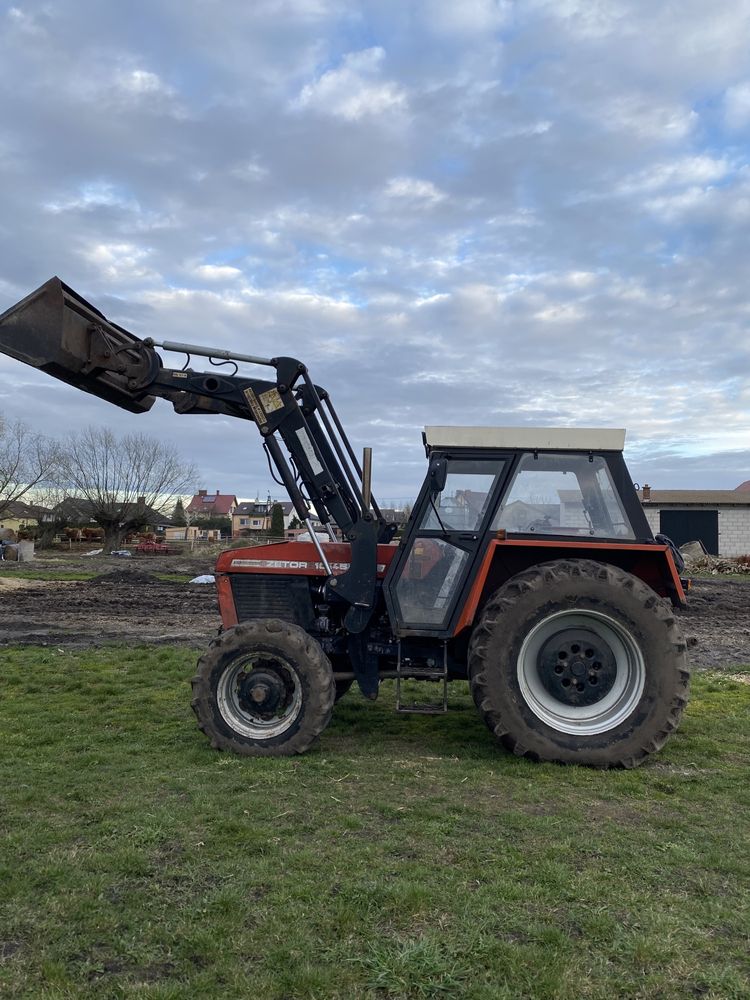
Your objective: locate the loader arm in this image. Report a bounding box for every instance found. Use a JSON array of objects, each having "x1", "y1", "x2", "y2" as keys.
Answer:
[{"x1": 0, "y1": 276, "x2": 396, "y2": 627}]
